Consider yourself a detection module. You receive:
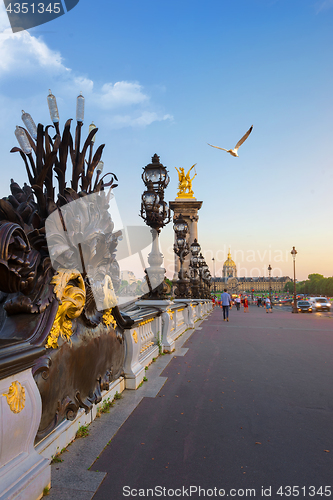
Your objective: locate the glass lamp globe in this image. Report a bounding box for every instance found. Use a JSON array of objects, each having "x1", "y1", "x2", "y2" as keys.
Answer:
[{"x1": 191, "y1": 239, "x2": 201, "y2": 255}]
